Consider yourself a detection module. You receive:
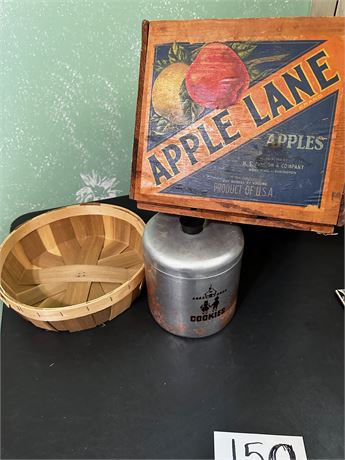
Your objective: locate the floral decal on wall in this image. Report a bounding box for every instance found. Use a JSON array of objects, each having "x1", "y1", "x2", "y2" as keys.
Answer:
[{"x1": 76, "y1": 170, "x2": 121, "y2": 203}]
